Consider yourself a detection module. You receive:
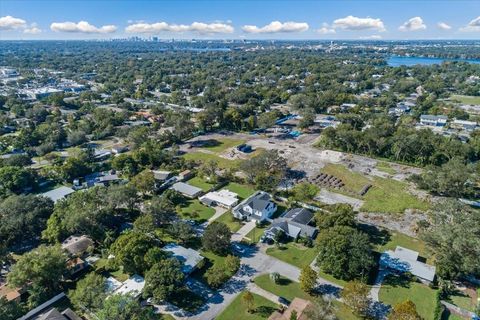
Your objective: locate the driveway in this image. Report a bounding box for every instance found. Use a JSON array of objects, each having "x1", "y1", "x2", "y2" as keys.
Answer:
[
  {"x1": 207, "y1": 207, "x2": 227, "y2": 224},
  {"x1": 231, "y1": 220, "x2": 256, "y2": 242}
]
